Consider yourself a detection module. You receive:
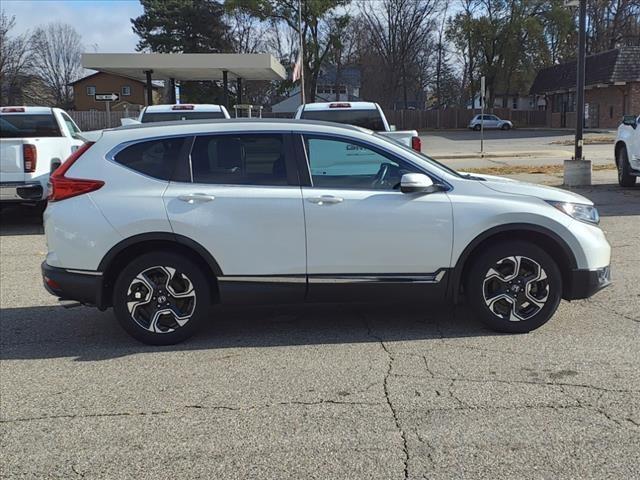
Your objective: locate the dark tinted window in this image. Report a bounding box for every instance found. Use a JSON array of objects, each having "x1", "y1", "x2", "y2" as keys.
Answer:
[
  {"x1": 114, "y1": 137, "x2": 188, "y2": 180},
  {"x1": 191, "y1": 134, "x2": 288, "y2": 186},
  {"x1": 300, "y1": 109, "x2": 385, "y2": 131},
  {"x1": 0, "y1": 114, "x2": 62, "y2": 138},
  {"x1": 140, "y1": 111, "x2": 226, "y2": 123}
]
